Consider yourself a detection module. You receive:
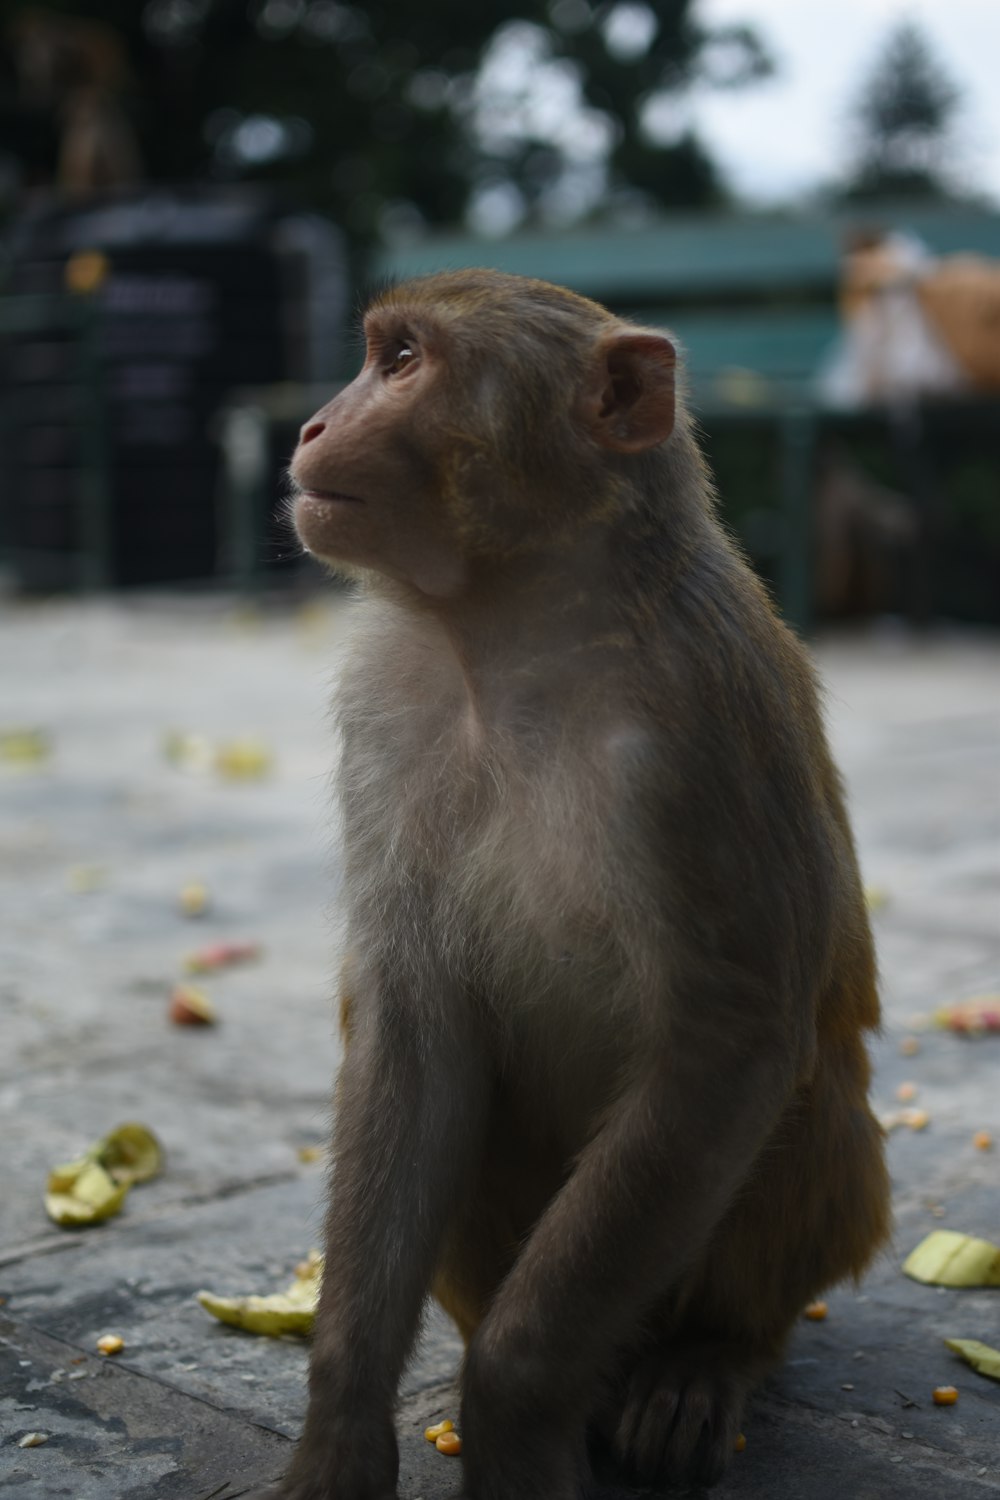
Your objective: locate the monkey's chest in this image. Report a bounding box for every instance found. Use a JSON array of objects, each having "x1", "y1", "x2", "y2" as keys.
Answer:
[
  {"x1": 406, "y1": 752, "x2": 634, "y2": 1006},
  {"x1": 343, "y1": 699, "x2": 649, "y2": 989},
  {"x1": 346, "y1": 726, "x2": 646, "y2": 1129}
]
